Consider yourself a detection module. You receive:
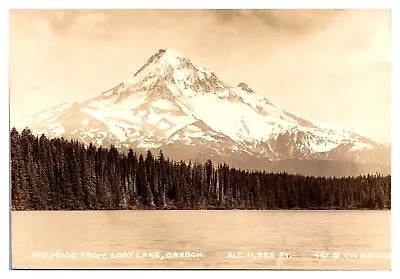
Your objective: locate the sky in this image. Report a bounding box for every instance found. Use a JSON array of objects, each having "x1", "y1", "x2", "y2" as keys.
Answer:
[{"x1": 9, "y1": 9, "x2": 391, "y2": 143}]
